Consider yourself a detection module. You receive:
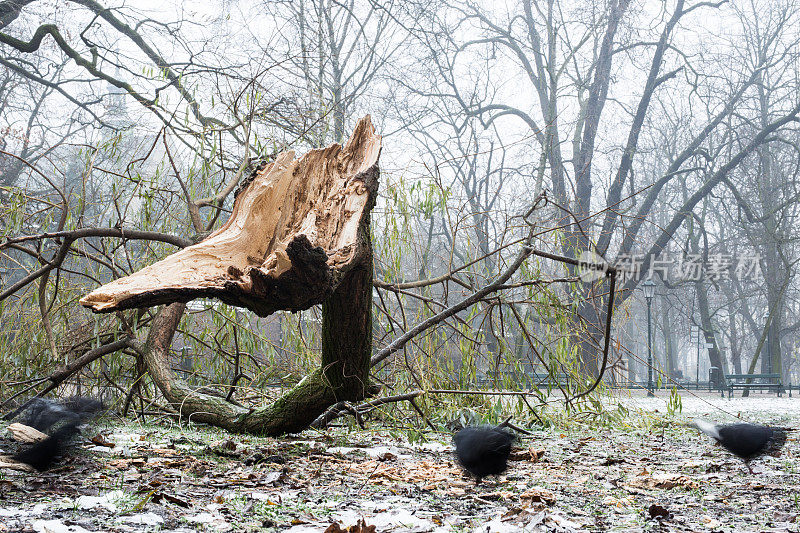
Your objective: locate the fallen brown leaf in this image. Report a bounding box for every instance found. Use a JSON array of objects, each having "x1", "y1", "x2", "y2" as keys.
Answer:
[
  {"x1": 509, "y1": 448, "x2": 546, "y2": 462},
  {"x1": 89, "y1": 434, "x2": 115, "y2": 448},
  {"x1": 324, "y1": 519, "x2": 377, "y2": 533},
  {"x1": 648, "y1": 503, "x2": 671, "y2": 520},
  {"x1": 108, "y1": 458, "x2": 147, "y2": 469},
  {"x1": 627, "y1": 473, "x2": 699, "y2": 490},
  {"x1": 151, "y1": 492, "x2": 191, "y2": 508},
  {"x1": 520, "y1": 487, "x2": 556, "y2": 505}
]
